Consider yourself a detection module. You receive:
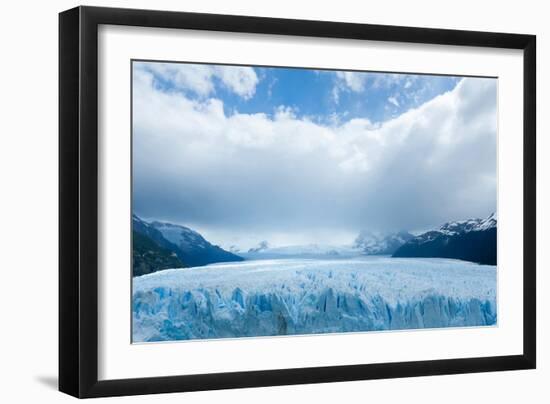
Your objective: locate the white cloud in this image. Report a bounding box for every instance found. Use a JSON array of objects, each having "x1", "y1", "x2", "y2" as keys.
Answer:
[
  {"x1": 212, "y1": 65, "x2": 259, "y2": 99},
  {"x1": 267, "y1": 77, "x2": 278, "y2": 98},
  {"x1": 133, "y1": 69, "x2": 497, "y2": 242},
  {"x1": 334, "y1": 72, "x2": 410, "y2": 94},
  {"x1": 331, "y1": 86, "x2": 340, "y2": 104},
  {"x1": 135, "y1": 62, "x2": 259, "y2": 99},
  {"x1": 335, "y1": 71, "x2": 368, "y2": 92},
  {"x1": 388, "y1": 95, "x2": 400, "y2": 107},
  {"x1": 371, "y1": 73, "x2": 408, "y2": 89}
]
